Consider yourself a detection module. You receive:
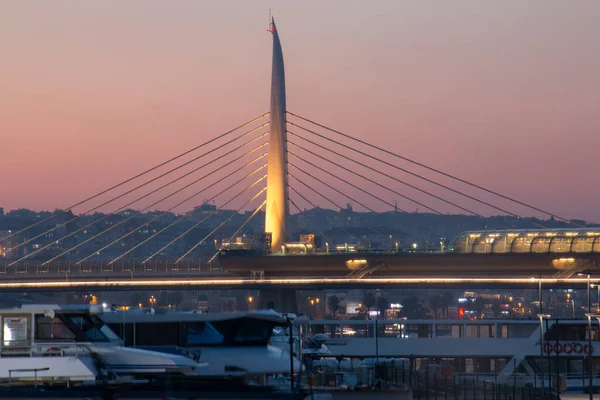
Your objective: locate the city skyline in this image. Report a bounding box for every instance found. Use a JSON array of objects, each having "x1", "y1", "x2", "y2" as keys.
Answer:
[{"x1": 2, "y1": 1, "x2": 599, "y2": 221}]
